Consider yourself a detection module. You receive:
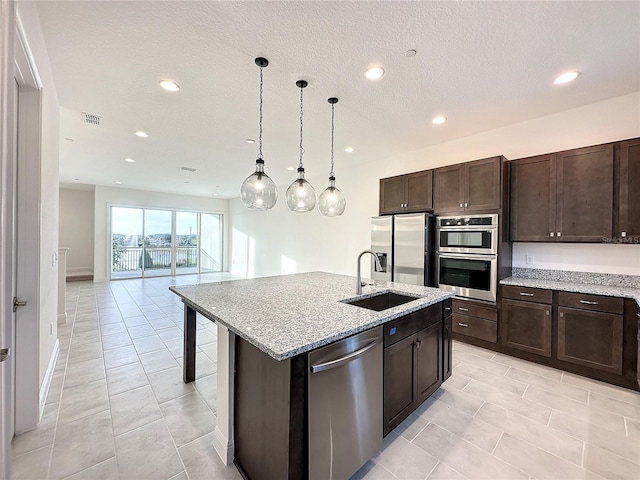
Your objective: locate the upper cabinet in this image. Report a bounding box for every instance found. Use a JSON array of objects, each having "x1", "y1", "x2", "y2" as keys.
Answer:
[
  {"x1": 511, "y1": 143, "x2": 614, "y2": 242},
  {"x1": 616, "y1": 138, "x2": 640, "y2": 240},
  {"x1": 433, "y1": 156, "x2": 502, "y2": 213},
  {"x1": 379, "y1": 170, "x2": 432, "y2": 215}
]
